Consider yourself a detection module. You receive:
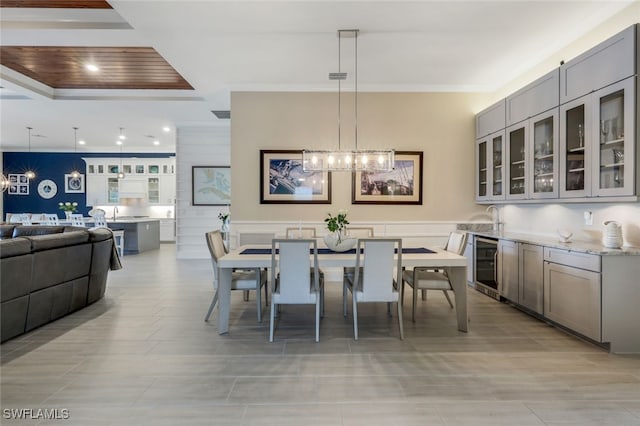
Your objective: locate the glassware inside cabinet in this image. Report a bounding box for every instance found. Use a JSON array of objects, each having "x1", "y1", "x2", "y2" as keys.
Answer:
[
  {"x1": 478, "y1": 141, "x2": 487, "y2": 197},
  {"x1": 533, "y1": 116, "x2": 554, "y2": 193},
  {"x1": 508, "y1": 128, "x2": 525, "y2": 195},
  {"x1": 492, "y1": 134, "x2": 503, "y2": 196},
  {"x1": 598, "y1": 89, "x2": 624, "y2": 189},
  {"x1": 107, "y1": 178, "x2": 119, "y2": 203},
  {"x1": 148, "y1": 178, "x2": 160, "y2": 203},
  {"x1": 564, "y1": 105, "x2": 586, "y2": 192}
]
